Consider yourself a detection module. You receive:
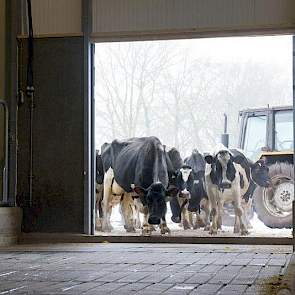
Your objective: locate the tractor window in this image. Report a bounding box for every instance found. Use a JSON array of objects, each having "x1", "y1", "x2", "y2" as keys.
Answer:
[
  {"x1": 243, "y1": 115, "x2": 267, "y2": 160},
  {"x1": 274, "y1": 110, "x2": 293, "y2": 151}
]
